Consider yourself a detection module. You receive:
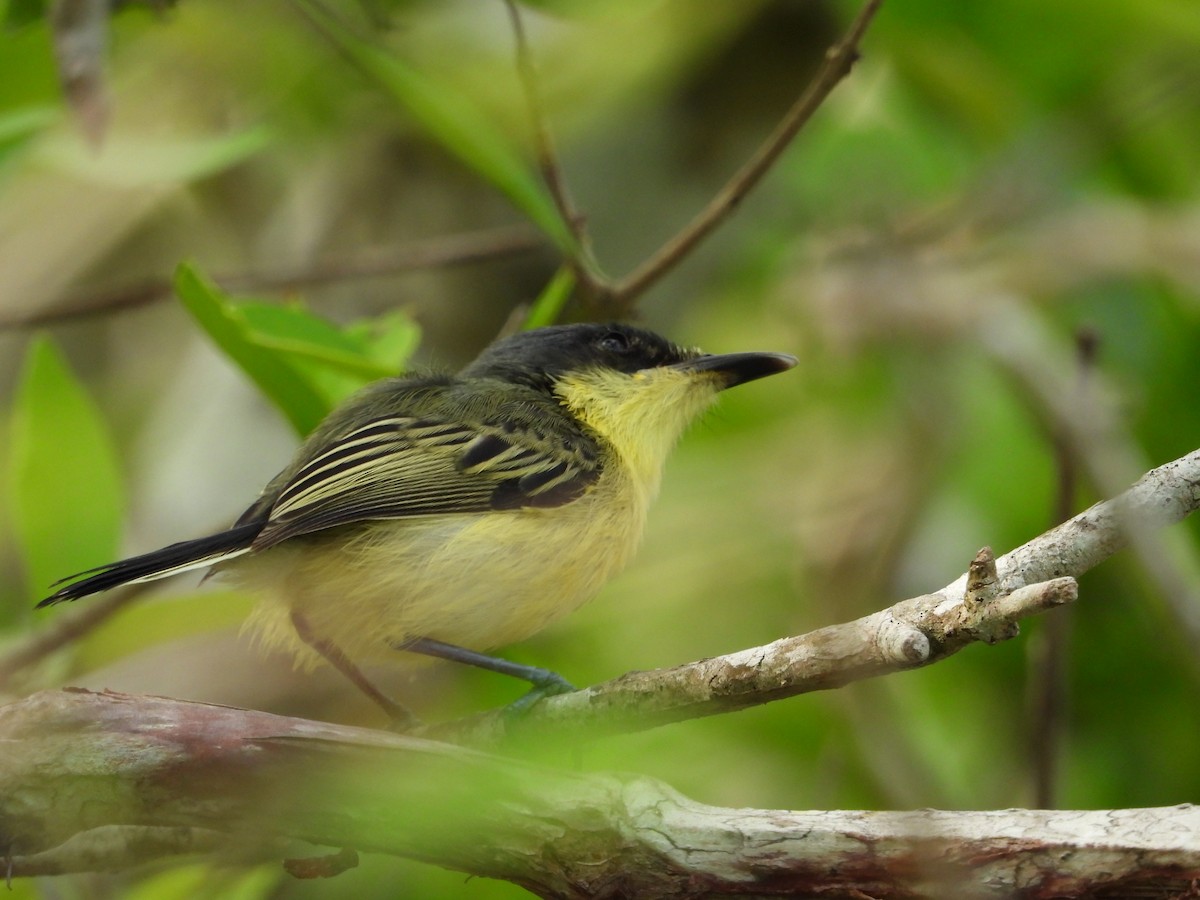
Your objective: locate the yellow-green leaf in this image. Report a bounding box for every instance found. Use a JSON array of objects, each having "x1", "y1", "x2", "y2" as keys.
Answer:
[
  {"x1": 8, "y1": 335, "x2": 124, "y2": 609},
  {"x1": 174, "y1": 263, "x2": 331, "y2": 436}
]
